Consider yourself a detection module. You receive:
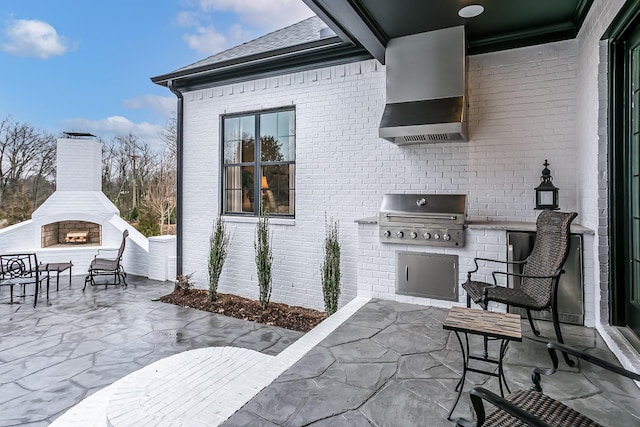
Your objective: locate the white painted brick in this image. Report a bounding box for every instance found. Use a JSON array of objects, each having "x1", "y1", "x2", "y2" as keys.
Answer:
[{"x1": 179, "y1": 33, "x2": 602, "y2": 322}]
